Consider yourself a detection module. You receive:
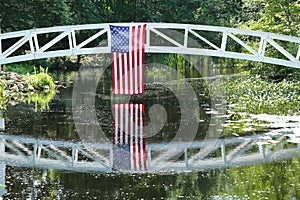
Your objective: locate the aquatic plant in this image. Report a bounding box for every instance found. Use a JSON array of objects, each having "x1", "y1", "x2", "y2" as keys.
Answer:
[
  {"x1": 25, "y1": 89, "x2": 56, "y2": 112},
  {"x1": 26, "y1": 67, "x2": 55, "y2": 91},
  {"x1": 210, "y1": 74, "x2": 300, "y2": 136},
  {"x1": 224, "y1": 75, "x2": 300, "y2": 115}
]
